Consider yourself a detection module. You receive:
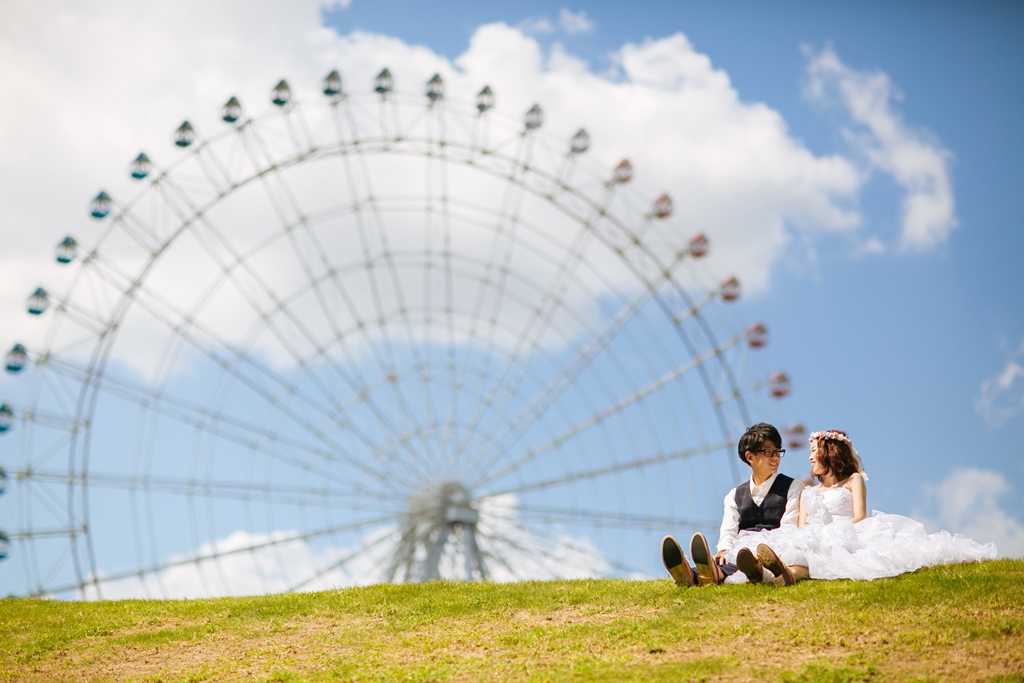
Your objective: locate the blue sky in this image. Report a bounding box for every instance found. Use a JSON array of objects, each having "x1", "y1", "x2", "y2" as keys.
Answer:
[
  {"x1": 0, "y1": 1, "x2": 1022, "y2": 597},
  {"x1": 329, "y1": 0, "x2": 1024, "y2": 550},
  {"x1": 323, "y1": 0, "x2": 1024, "y2": 542}
]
